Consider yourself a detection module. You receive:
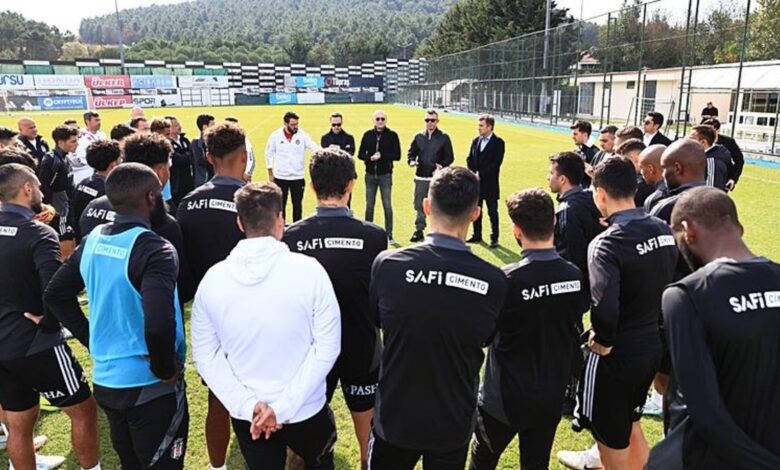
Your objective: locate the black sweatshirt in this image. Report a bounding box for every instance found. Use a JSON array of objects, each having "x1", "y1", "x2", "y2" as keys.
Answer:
[
  {"x1": 651, "y1": 258, "x2": 780, "y2": 469},
  {"x1": 554, "y1": 186, "x2": 604, "y2": 293},
  {"x1": 0, "y1": 204, "x2": 63, "y2": 359},
  {"x1": 357, "y1": 128, "x2": 402, "y2": 176},
  {"x1": 370, "y1": 233, "x2": 507, "y2": 450},
  {"x1": 717, "y1": 134, "x2": 745, "y2": 184},
  {"x1": 407, "y1": 129, "x2": 454, "y2": 179},
  {"x1": 283, "y1": 206, "x2": 387, "y2": 375},
  {"x1": 79, "y1": 195, "x2": 195, "y2": 303},
  {"x1": 17, "y1": 135, "x2": 50, "y2": 163},
  {"x1": 37, "y1": 147, "x2": 73, "y2": 214},
  {"x1": 650, "y1": 181, "x2": 706, "y2": 281},
  {"x1": 480, "y1": 249, "x2": 588, "y2": 427},
  {"x1": 176, "y1": 176, "x2": 245, "y2": 289},
  {"x1": 71, "y1": 173, "x2": 106, "y2": 242},
  {"x1": 588, "y1": 208, "x2": 677, "y2": 350},
  {"x1": 320, "y1": 130, "x2": 356, "y2": 156},
  {"x1": 44, "y1": 215, "x2": 179, "y2": 382}
]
